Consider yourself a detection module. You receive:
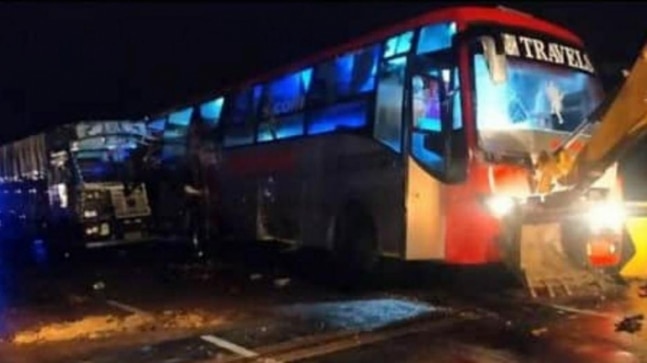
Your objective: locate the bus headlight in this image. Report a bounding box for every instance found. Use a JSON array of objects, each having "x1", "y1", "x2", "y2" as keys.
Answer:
[
  {"x1": 484, "y1": 195, "x2": 517, "y2": 218},
  {"x1": 586, "y1": 202, "x2": 626, "y2": 233}
]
